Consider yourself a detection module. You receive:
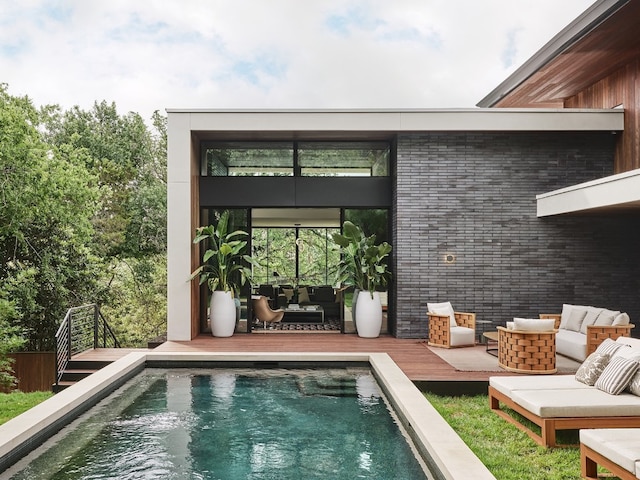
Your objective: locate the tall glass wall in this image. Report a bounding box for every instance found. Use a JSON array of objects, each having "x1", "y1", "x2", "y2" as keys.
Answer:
[{"x1": 252, "y1": 227, "x2": 340, "y2": 286}]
